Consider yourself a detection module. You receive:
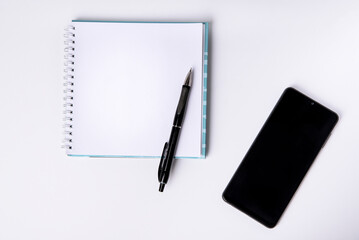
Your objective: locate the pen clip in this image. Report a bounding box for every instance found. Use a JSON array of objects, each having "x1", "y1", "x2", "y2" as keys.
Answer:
[{"x1": 158, "y1": 142, "x2": 169, "y2": 181}]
